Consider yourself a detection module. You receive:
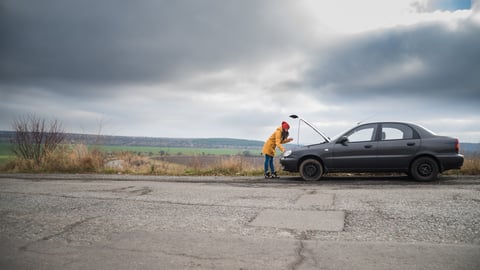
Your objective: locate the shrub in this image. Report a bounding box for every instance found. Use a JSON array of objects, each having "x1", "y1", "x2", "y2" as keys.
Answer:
[
  {"x1": 4, "y1": 144, "x2": 104, "y2": 173},
  {"x1": 10, "y1": 114, "x2": 65, "y2": 165}
]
